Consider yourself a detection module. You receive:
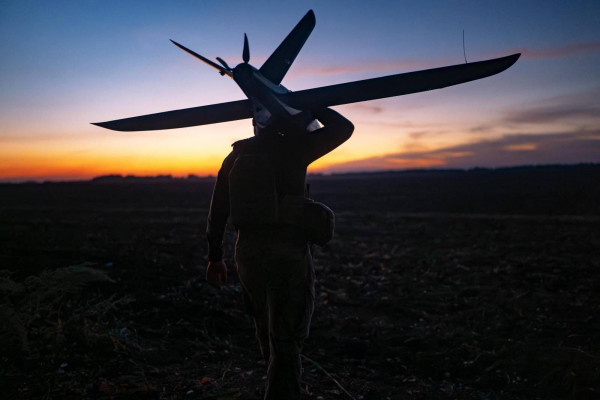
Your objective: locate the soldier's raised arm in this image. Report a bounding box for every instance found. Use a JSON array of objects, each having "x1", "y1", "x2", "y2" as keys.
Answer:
[{"x1": 304, "y1": 108, "x2": 354, "y2": 164}]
